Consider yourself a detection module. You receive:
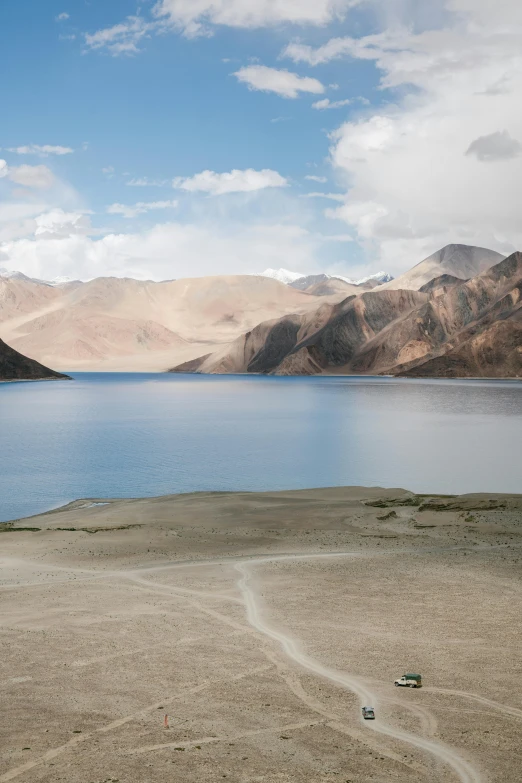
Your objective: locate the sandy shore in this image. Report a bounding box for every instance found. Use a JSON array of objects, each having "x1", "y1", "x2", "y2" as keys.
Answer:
[{"x1": 1, "y1": 487, "x2": 521, "y2": 783}]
